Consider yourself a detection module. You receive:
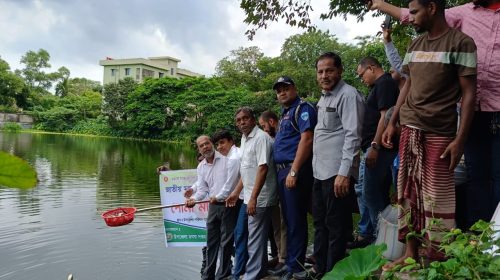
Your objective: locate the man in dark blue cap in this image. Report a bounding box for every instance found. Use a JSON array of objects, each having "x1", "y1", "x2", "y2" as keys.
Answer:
[{"x1": 271, "y1": 76, "x2": 317, "y2": 280}]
